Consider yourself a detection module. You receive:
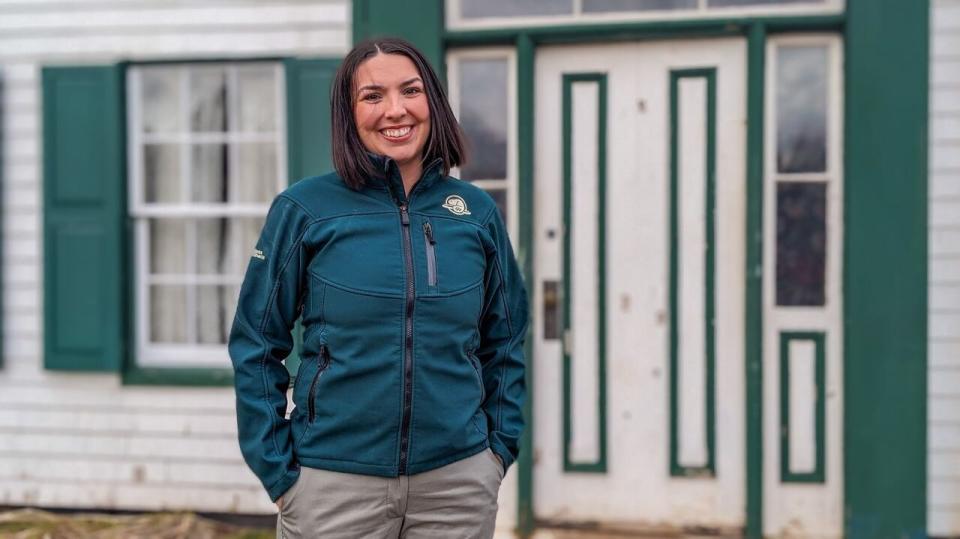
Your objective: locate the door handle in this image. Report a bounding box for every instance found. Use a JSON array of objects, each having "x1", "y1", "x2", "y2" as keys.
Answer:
[{"x1": 543, "y1": 280, "x2": 560, "y2": 340}]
